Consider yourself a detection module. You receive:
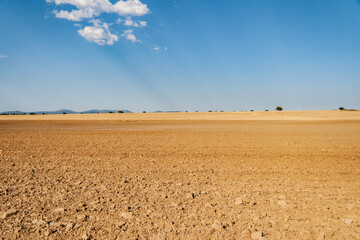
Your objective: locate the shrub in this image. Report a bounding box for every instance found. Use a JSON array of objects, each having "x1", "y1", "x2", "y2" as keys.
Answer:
[
  {"x1": 339, "y1": 107, "x2": 344, "y2": 111},
  {"x1": 276, "y1": 106, "x2": 283, "y2": 111},
  {"x1": 143, "y1": 111, "x2": 146, "y2": 113},
  {"x1": 108, "y1": 111, "x2": 113, "y2": 113},
  {"x1": 118, "y1": 110, "x2": 124, "y2": 113},
  {"x1": 208, "y1": 110, "x2": 212, "y2": 112},
  {"x1": 29, "y1": 112, "x2": 35, "y2": 115},
  {"x1": 265, "y1": 110, "x2": 269, "y2": 111},
  {"x1": 250, "y1": 110, "x2": 254, "y2": 112}
]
